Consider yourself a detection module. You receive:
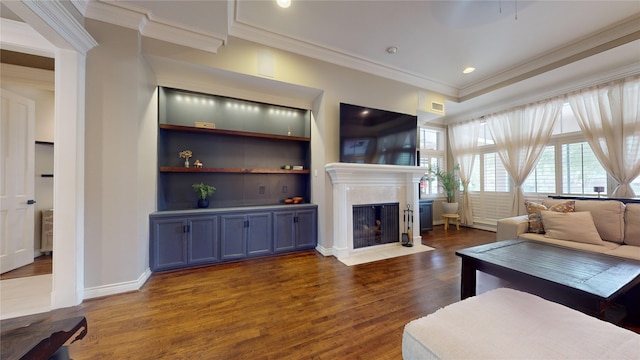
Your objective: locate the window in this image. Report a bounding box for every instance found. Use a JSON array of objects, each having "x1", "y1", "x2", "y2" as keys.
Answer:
[
  {"x1": 562, "y1": 142, "x2": 607, "y2": 195},
  {"x1": 419, "y1": 128, "x2": 440, "y2": 150},
  {"x1": 522, "y1": 146, "x2": 556, "y2": 193},
  {"x1": 477, "y1": 122, "x2": 494, "y2": 146},
  {"x1": 418, "y1": 127, "x2": 445, "y2": 197},
  {"x1": 552, "y1": 103, "x2": 582, "y2": 135},
  {"x1": 483, "y1": 152, "x2": 510, "y2": 192},
  {"x1": 632, "y1": 176, "x2": 640, "y2": 195},
  {"x1": 469, "y1": 152, "x2": 511, "y2": 192}
]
